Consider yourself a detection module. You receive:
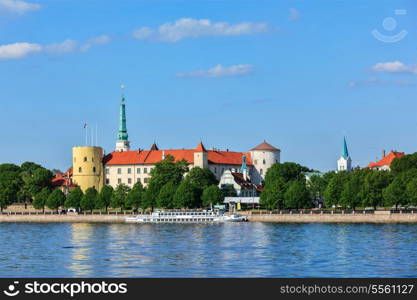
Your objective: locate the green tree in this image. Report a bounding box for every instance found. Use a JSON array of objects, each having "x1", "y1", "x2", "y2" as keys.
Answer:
[
  {"x1": 323, "y1": 172, "x2": 349, "y2": 208},
  {"x1": 260, "y1": 177, "x2": 287, "y2": 209},
  {"x1": 307, "y1": 175, "x2": 327, "y2": 202},
  {"x1": 201, "y1": 185, "x2": 223, "y2": 207},
  {"x1": 185, "y1": 167, "x2": 218, "y2": 199},
  {"x1": 383, "y1": 176, "x2": 407, "y2": 209},
  {"x1": 80, "y1": 187, "x2": 98, "y2": 212},
  {"x1": 26, "y1": 168, "x2": 54, "y2": 196},
  {"x1": 221, "y1": 184, "x2": 237, "y2": 197},
  {"x1": 97, "y1": 185, "x2": 114, "y2": 212},
  {"x1": 33, "y1": 188, "x2": 50, "y2": 212},
  {"x1": 173, "y1": 180, "x2": 199, "y2": 208},
  {"x1": 340, "y1": 172, "x2": 363, "y2": 209},
  {"x1": 362, "y1": 171, "x2": 392, "y2": 209},
  {"x1": 406, "y1": 178, "x2": 417, "y2": 206},
  {"x1": 46, "y1": 189, "x2": 66, "y2": 212},
  {"x1": 0, "y1": 164, "x2": 23, "y2": 211},
  {"x1": 64, "y1": 187, "x2": 83, "y2": 210},
  {"x1": 264, "y1": 162, "x2": 310, "y2": 184},
  {"x1": 143, "y1": 155, "x2": 189, "y2": 210},
  {"x1": 391, "y1": 152, "x2": 417, "y2": 174},
  {"x1": 111, "y1": 184, "x2": 131, "y2": 212},
  {"x1": 284, "y1": 180, "x2": 310, "y2": 209},
  {"x1": 126, "y1": 182, "x2": 144, "y2": 211},
  {"x1": 156, "y1": 181, "x2": 178, "y2": 209}
]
